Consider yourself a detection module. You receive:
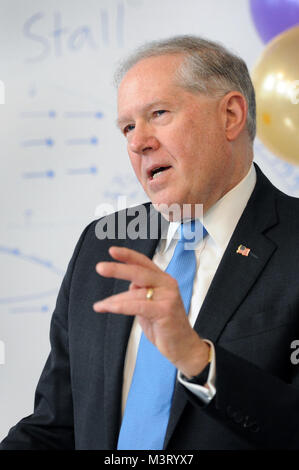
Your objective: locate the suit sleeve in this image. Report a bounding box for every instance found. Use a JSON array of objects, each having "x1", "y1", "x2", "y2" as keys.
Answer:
[
  {"x1": 0, "y1": 223, "x2": 93, "y2": 450},
  {"x1": 184, "y1": 343, "x2": 299, "y2": 449}
]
